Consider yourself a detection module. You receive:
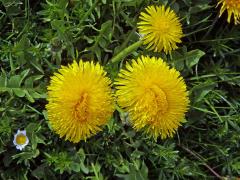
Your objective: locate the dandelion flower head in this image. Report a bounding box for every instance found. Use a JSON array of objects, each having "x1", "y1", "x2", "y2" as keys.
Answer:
[
  {"x1": 46, "y1": 60, "x2": 114, "y2": 143},
  {"x1": 217, "y1": 0, "x2": 240, "y2": 24},
  {"x1": 115, "y1": 56, "x2": 189, "y2": 140},
  {"x1": 138, "y1": 5, "x2": 183, "y2": 54}
]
